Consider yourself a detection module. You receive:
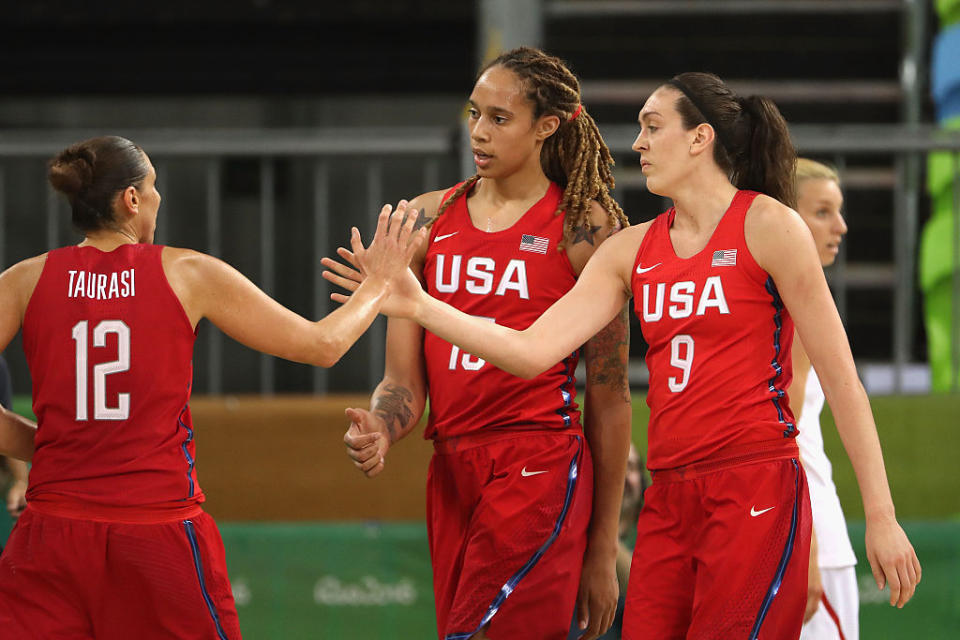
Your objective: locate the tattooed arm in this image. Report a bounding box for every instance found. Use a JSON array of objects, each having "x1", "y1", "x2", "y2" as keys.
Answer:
[
  {"x1": 565, "y1": 202, "x2": 633, "y2": 640},
  {"x1": 342, "y1": 190, "x2": 443, "y2": 478}
]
